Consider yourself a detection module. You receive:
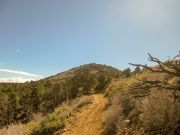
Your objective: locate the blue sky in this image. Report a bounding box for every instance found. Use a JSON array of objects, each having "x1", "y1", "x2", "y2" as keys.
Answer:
[{"x1": 0, "y1": 0, "x2": 179, "y2": 81}]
